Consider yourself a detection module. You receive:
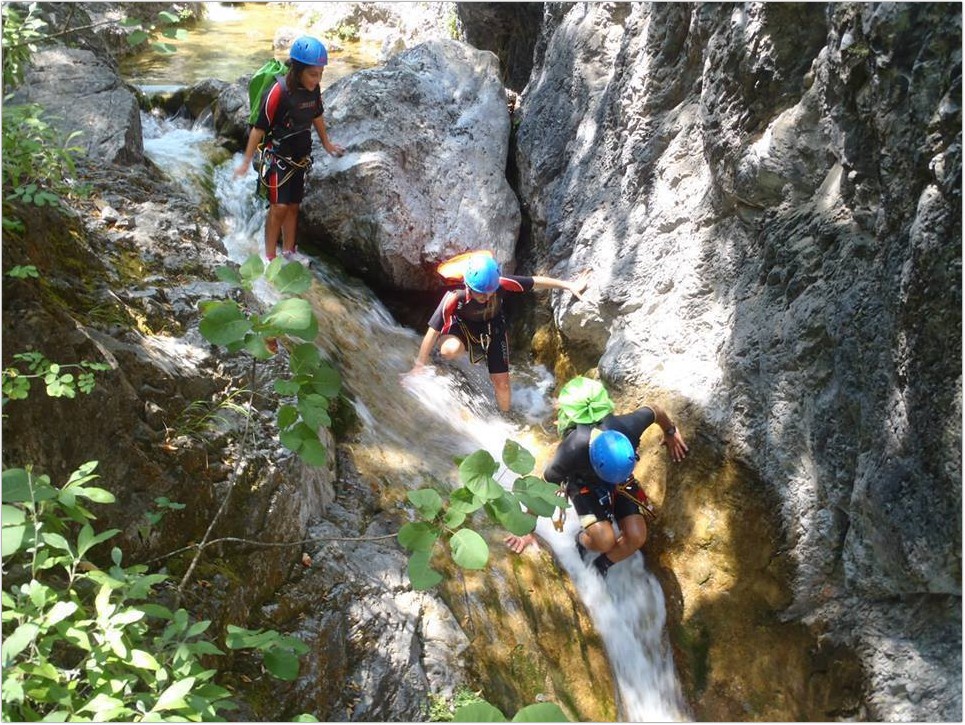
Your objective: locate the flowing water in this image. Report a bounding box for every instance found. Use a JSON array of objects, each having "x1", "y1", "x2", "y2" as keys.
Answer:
[{"x1": 137, "y1": 37, "x2": 688, "y2": 721}]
